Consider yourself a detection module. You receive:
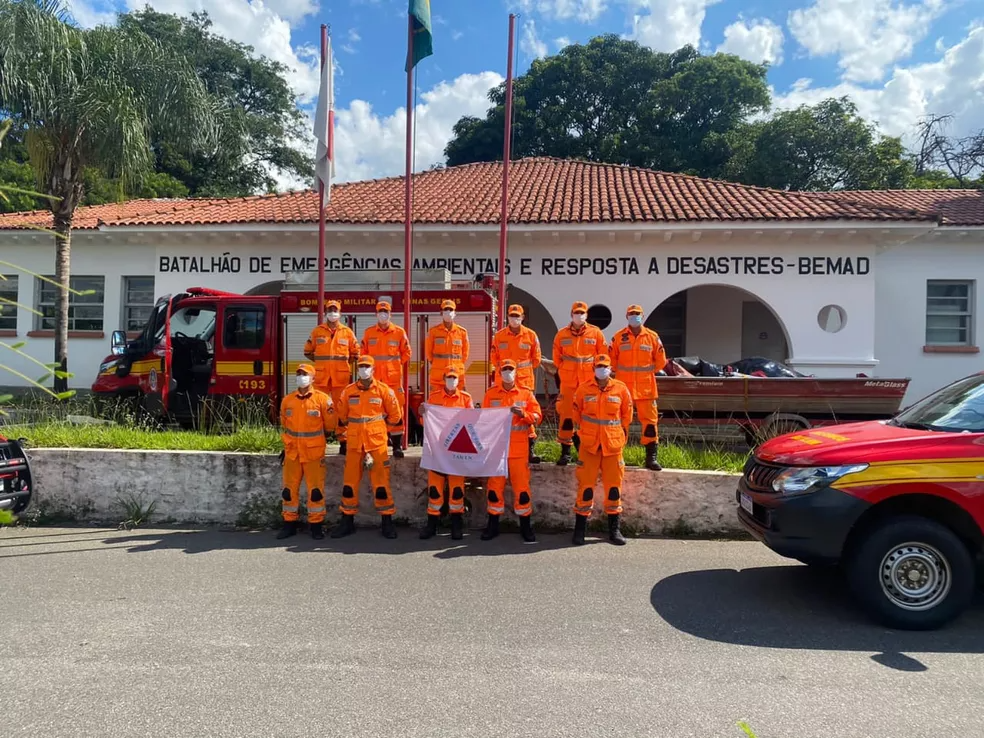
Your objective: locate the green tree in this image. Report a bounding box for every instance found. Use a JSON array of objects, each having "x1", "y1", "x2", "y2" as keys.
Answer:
[
  {"x1": 725, "y1": 97, "x2": 915, "y2": 191},
  {"x1": 444, "y1": 35, "x2": 771, "y2": 178},
  {"x1": 0, "y1": 0, "x2": 218, "y2": 392}
]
